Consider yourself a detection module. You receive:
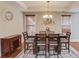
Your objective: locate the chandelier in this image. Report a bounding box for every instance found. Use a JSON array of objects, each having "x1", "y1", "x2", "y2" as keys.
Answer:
[
  {"x1": 43, "y1": 1, "x2": 55, "y2": 25},
  {"x1": 43, "y1": 1, "x2": 53, "y2": 19}
]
